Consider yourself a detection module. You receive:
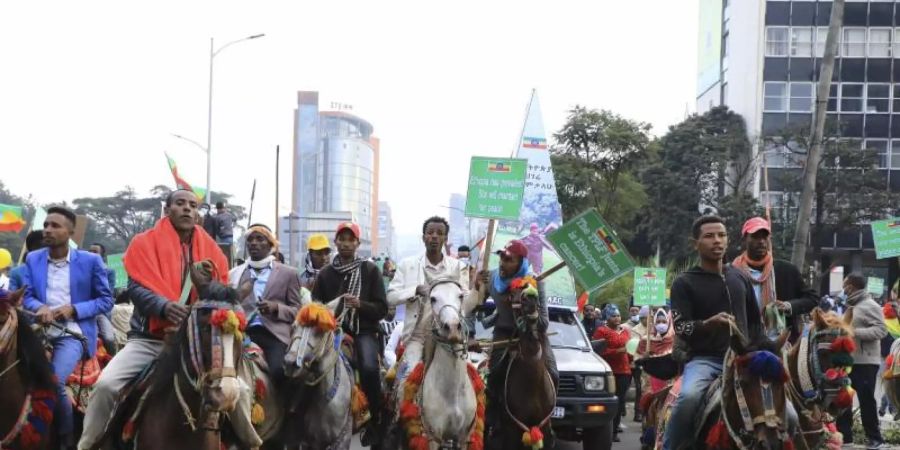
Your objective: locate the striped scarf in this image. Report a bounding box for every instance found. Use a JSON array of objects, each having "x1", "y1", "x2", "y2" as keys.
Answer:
[
  {"x1": 732, "y1": 252, "x2": 776, "y2": 312},
  {"x1": 332, "y1": 255, "x2": 365, "y2": 333}
]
